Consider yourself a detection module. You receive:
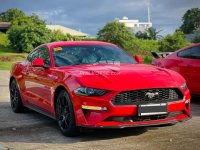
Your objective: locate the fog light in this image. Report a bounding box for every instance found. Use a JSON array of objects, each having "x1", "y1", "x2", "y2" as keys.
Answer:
[
  {"x1": 185, "y1": 99, "x2": 190, "y2": 109},
  {"x1": 82, "y1": 105, "x2": 107, "y2": 111},
  {"x1": 185, "y1": 99, "x2": 190, "y2": 104}
]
